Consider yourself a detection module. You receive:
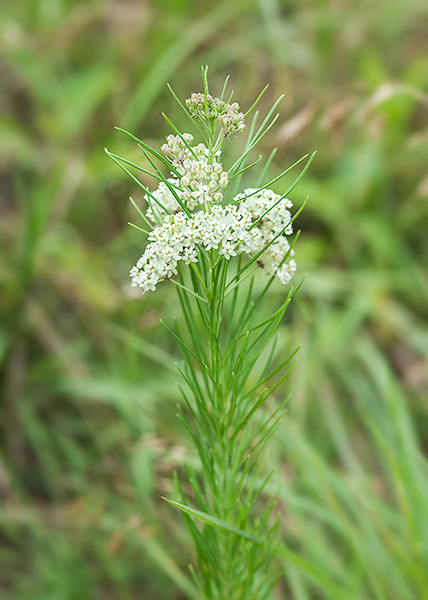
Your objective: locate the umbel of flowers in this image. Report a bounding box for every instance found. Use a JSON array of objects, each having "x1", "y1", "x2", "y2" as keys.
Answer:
[{"x1": 129, "y1": 129, "x2": 296, "y2": 294}]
